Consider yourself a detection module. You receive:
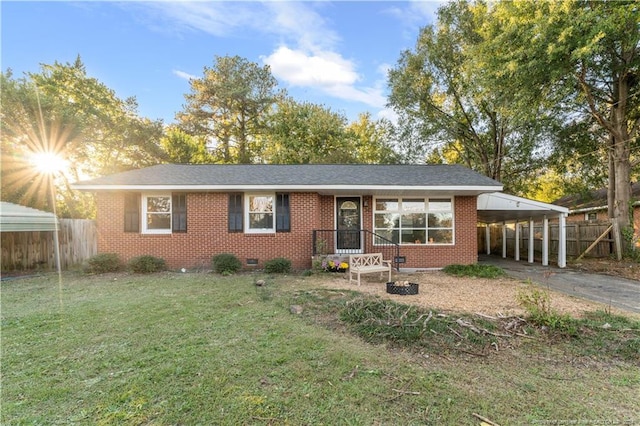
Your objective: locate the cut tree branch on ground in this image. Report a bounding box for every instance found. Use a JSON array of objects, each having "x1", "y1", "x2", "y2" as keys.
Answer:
[{"x1": 472, "y1": 412, "x2": 501, "y2": 426}]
